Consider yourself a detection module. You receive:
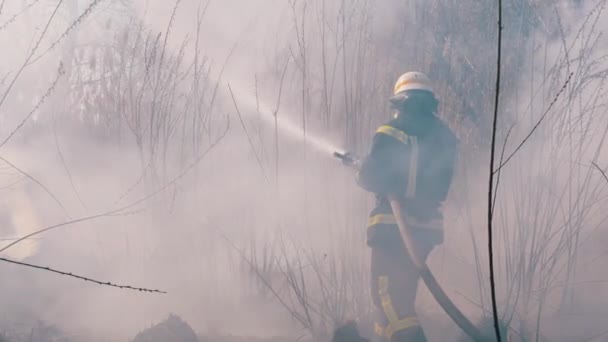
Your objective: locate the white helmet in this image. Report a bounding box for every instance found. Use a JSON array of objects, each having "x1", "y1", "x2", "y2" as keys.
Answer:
[
  {"x1": 393, "y1": 71, "x2": 434, "y2": 96},
  {"x1": 390, "y1": 71, "x2": 438, "y2": 113}
]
